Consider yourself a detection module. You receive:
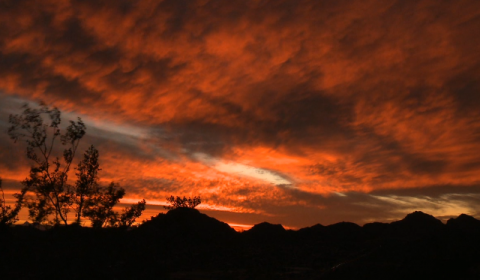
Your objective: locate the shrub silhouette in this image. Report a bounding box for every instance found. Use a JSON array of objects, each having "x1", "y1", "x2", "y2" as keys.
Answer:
[
  {"x1": 8, "y1": 102, "x2": 145, "y2": 227},
  {"x1": 164, "y1": 195, "x2": 201, "y2": 210}
]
